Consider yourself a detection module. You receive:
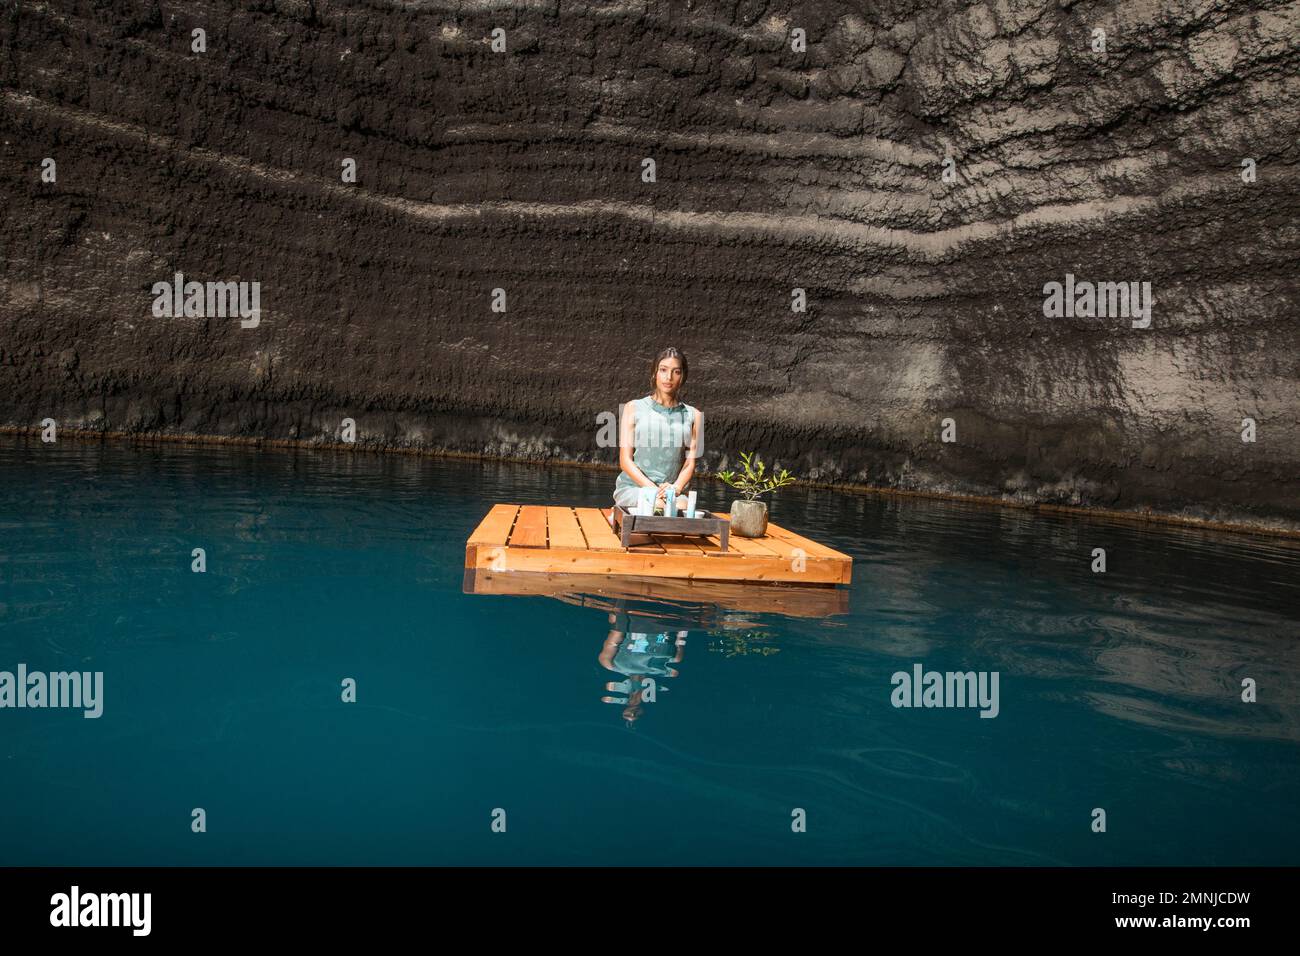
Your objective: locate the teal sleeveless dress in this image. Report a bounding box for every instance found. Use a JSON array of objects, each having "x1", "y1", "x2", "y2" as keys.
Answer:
[{"x1": 613, "y1": 396, "x2": 697, "y2": 508}]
